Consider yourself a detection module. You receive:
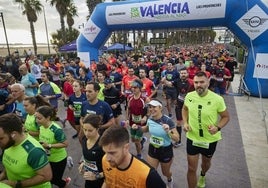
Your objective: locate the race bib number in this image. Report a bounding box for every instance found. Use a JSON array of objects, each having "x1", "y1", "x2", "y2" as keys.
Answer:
[
  {"x1": 74, "y1": 111, "x2": 80, "y2": 117},
  {"x1": 84, "y1": 161, "x2": 98, "y2": 172},
  {"x1": 73, "y1": 103, "x2": 82, "y2": 117},
  {"x1": 150, "y1": 135, "x2": 164, "y2": 148},
  {"x1": 192, "y1": 141, "x2": 209, "y2": 149},
  {"x1": 216, "y1": 77, "x2": 224, "y2": 82},
  {"x1": 166, "y1": 74, "x2": 173, "y2": 80},
  {"x1": 132, "y1": 114, "x2": 142, "y2": 123}
]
